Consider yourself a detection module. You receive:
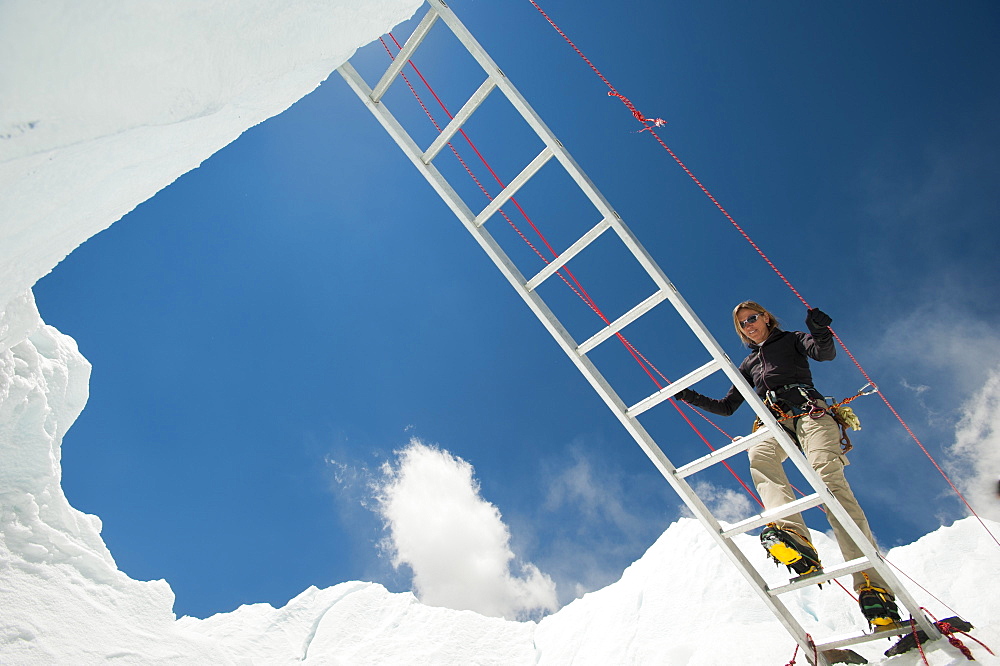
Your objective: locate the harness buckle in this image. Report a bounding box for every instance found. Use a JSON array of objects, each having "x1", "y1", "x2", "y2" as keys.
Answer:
[{"x1": 807, "y1": 403, "x2": 827, "y2": 419}]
